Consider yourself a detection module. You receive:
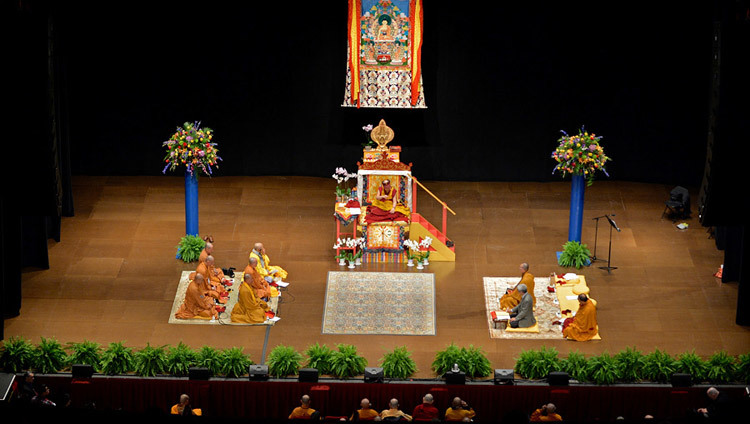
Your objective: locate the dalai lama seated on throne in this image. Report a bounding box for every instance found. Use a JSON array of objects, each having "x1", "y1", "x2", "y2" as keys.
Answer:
[{"x1": 364, "y1": 178, "x2": 411, "y2": 224}]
